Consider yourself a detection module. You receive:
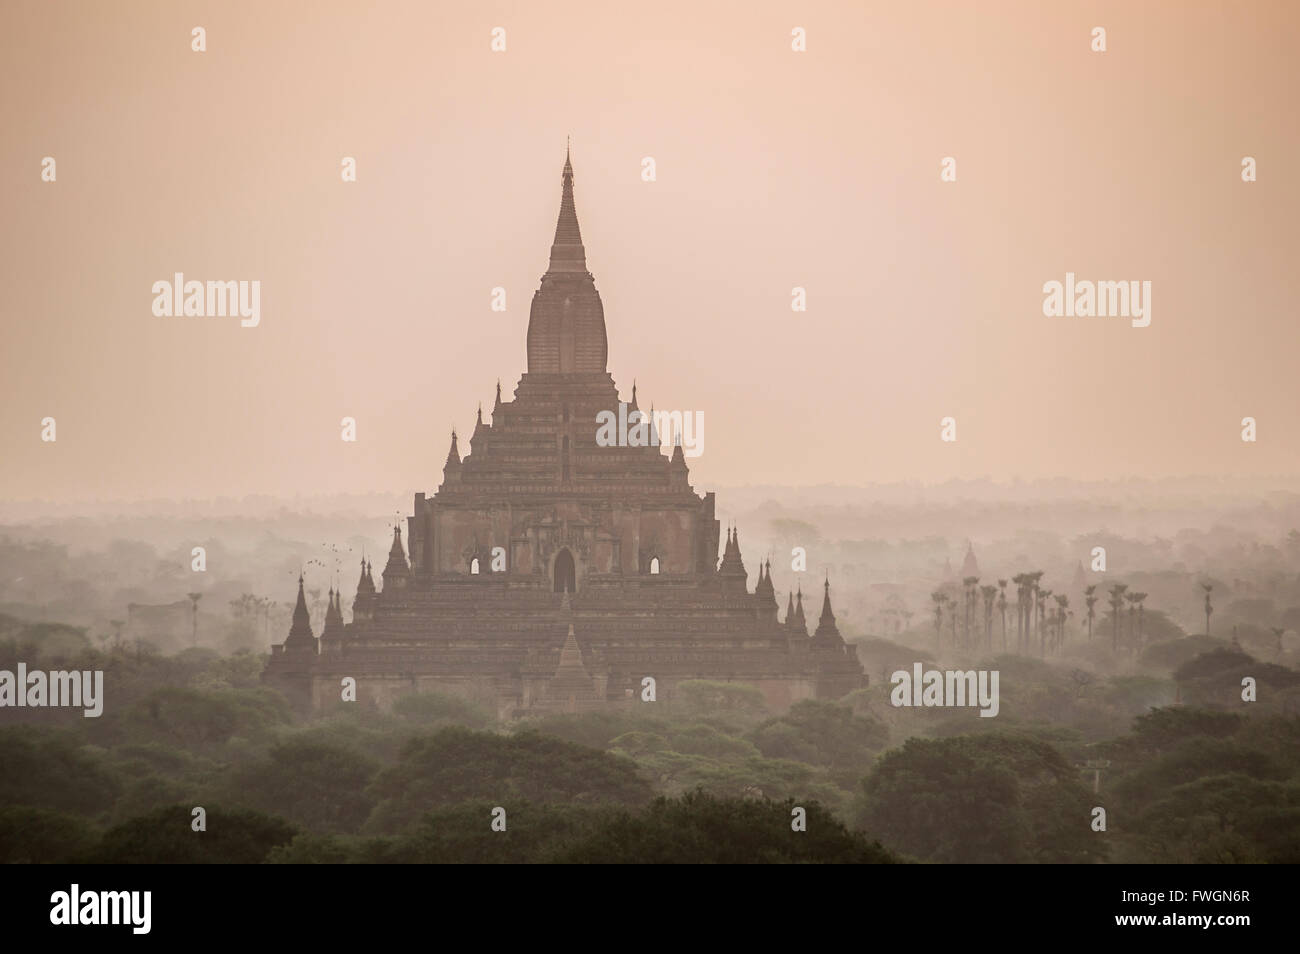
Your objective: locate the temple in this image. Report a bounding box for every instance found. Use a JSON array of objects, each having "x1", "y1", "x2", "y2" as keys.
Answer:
[{"x1": 263, "y1": 149, "x2": 865, "y2": 716}]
